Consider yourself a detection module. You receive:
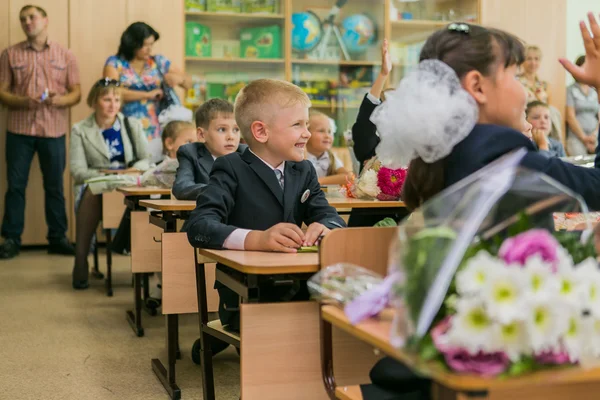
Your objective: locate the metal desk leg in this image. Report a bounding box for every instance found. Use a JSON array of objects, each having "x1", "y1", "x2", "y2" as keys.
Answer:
[
  {"x1": 105, "y1": 229, "x2": 113, "y2": 297},
  {"x1": 152, "y1": 314, "x2": 181, "y2": 400},
  {"x1": 195, "y1": 260, "x2": 216, "y2": 400},
  {"x1": 142, "y1": 273, "x2": 158, "y2": 316},
  {"x1": 320, "y1": 308, "x2": 337, "y2": 400},
  {"x1": 126, "y1": 273, "x2": 144, "y2": 337},
  {"x1": 91, "y1": 242, "x2": 104, "y2": 279}
]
